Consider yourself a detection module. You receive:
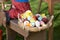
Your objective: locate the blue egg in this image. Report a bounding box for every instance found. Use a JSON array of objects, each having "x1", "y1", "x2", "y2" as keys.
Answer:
[
  {"x1": 27, "y1": 16, "x2": 31, "y2": 21},
  {"x1": 38, "y1": 16, "x2": 42, "y2": 21},
  {"x1": 31, "y1": 22, "x2": 35, "y2": 27}
]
